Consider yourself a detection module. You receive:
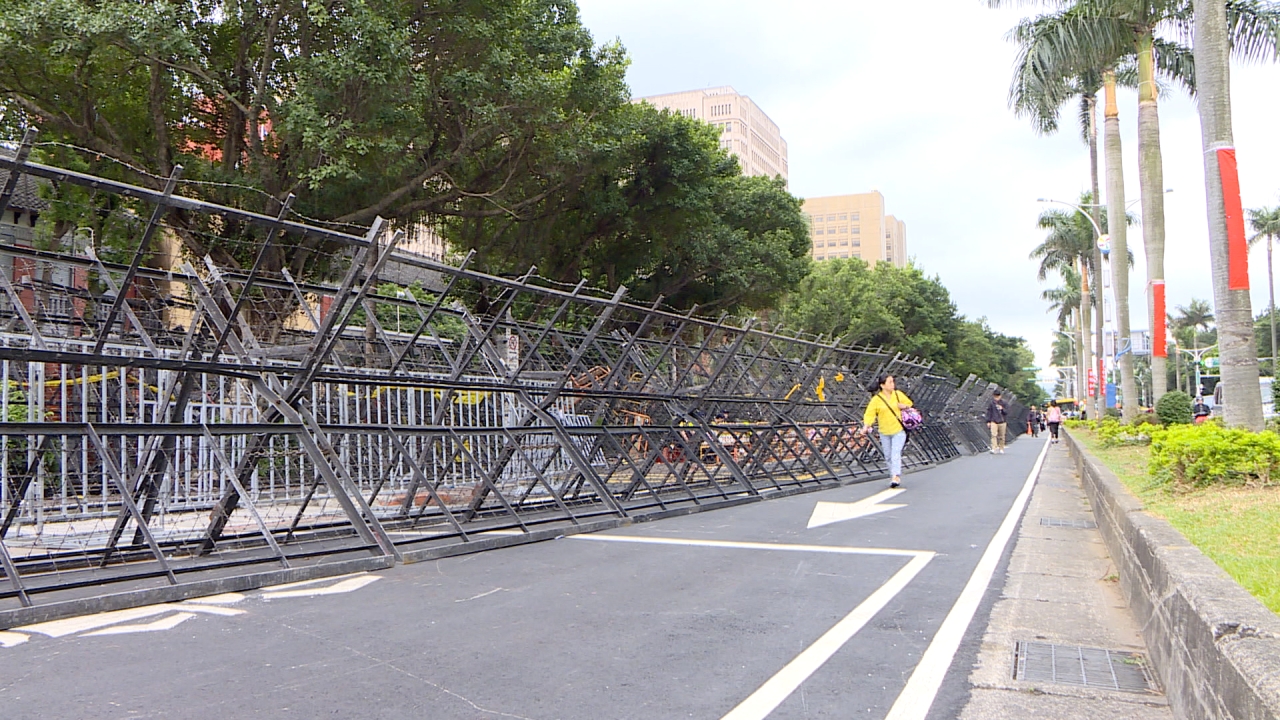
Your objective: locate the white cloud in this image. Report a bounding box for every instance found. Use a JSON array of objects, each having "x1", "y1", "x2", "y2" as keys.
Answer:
[{"x1": 576, "y1": 0, "x2": 1280, "y2": 373}]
